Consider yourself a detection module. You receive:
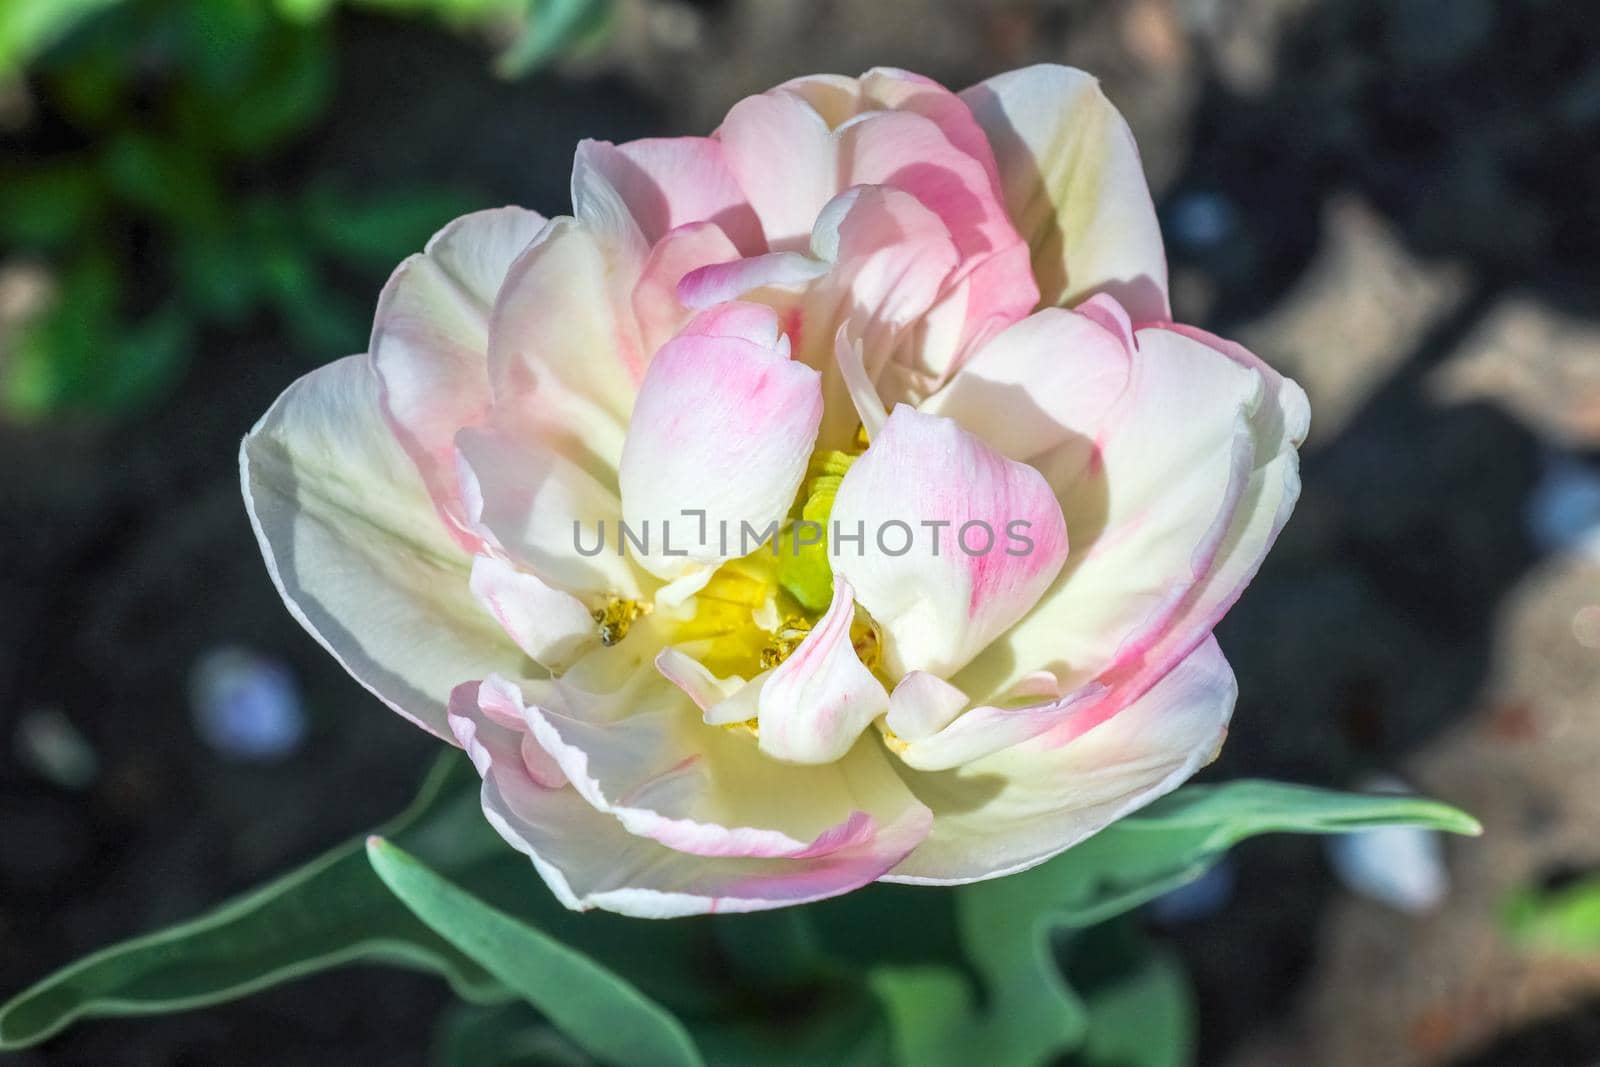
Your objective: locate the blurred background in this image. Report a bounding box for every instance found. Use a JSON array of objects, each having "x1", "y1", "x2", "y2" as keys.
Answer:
[{"x1": 2, "y1": 0, "x2": 1598, "y2": 1063}]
